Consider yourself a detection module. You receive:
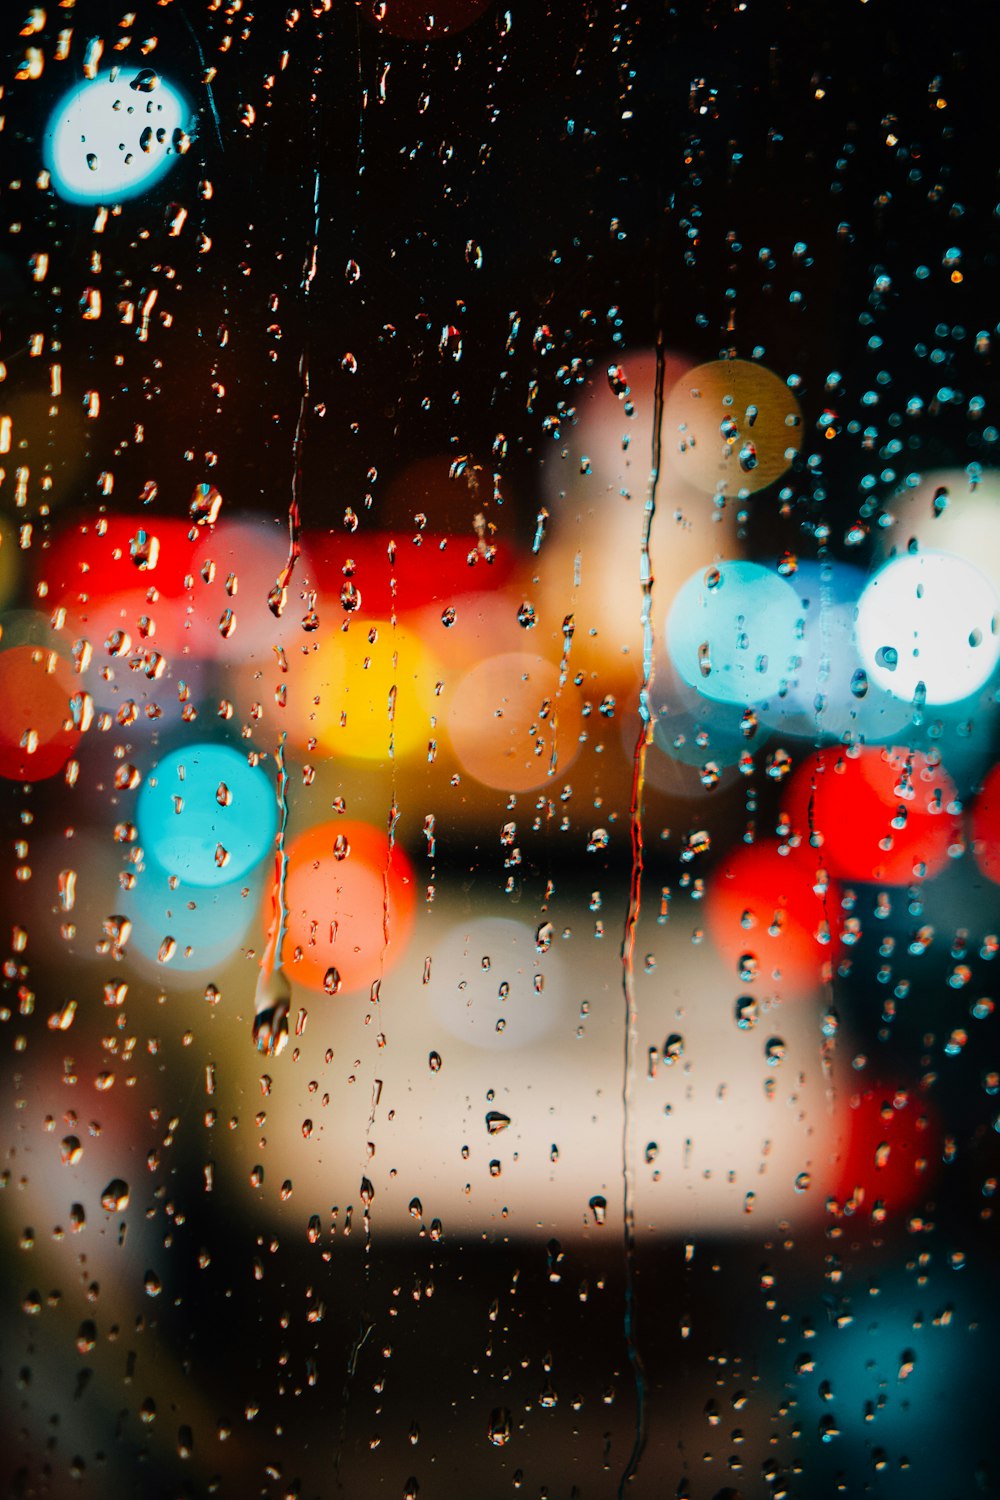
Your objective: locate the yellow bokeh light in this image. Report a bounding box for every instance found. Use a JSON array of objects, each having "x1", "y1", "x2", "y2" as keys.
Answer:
[
  {"x1": 295, "y1": 620, "x2": 441, "y2": 762},
  {"x1": 661, "y1": 357, "x2": 802, "y2": 497}
]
